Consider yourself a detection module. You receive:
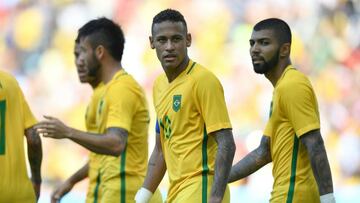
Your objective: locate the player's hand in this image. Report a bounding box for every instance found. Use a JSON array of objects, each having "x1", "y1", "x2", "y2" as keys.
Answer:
[
  {"x1": 51, "y1": 180, "x2": 74, "y2": 203},
  {"x1": 35, "y1": 116, "x2": 72, "y2": 139}
]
